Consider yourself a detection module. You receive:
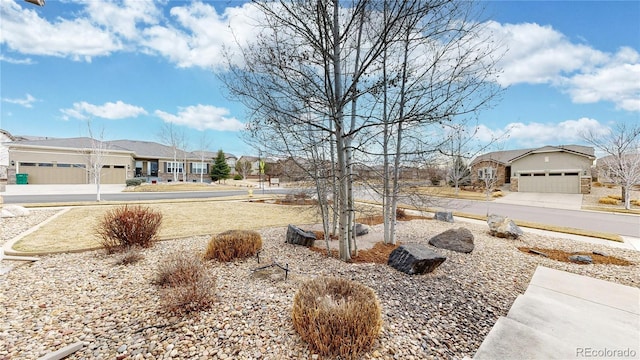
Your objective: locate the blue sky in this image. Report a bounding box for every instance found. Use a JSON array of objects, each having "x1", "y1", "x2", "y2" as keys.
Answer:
[{"x1": 1, "y1": 0, "x2": 639, "y2": 157}]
